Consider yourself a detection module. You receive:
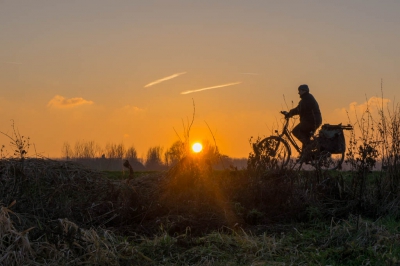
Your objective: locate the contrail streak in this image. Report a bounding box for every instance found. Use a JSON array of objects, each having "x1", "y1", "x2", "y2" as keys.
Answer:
[
  {"x1": 3, "y1": 62, "x2": 22, "y2": 65},
  {"x1": 144, "y1": 72, "x2": 186, "y2": 88},
  {"x1": 240, "y1": 72, "x2": 259, "y2": 75},
  {"x1": 181, "y1": 82, "x2": 242, "y2": 95}
]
